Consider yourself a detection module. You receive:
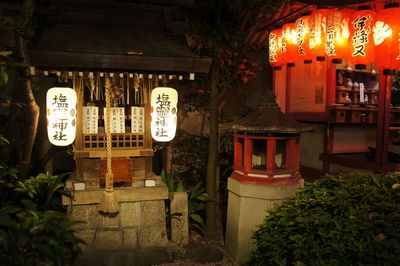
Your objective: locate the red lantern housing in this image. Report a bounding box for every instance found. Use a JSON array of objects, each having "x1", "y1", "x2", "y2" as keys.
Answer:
[
  {"x1": 295, "y1": 13, "x2": 313, "y2": 63},
  {"x1": 326, "y1": 8, "x2": 352, "y2": 64},
  {"x1": 373, "y1": 3, "x2": 400, "y2": 73},
  {"x1": 281, "y1": 22, "x2": 299, "y2": 66},
  {"x1": 269, "y1": 28, "x2": 283, "y2": 69},
  {"x1": 309, "y1": 8, "x2": 329, "y2": 61},
  {"x1": 348, "y1": 6, "x2": 375, "y2": 69}
]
